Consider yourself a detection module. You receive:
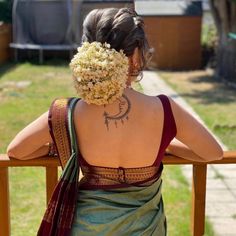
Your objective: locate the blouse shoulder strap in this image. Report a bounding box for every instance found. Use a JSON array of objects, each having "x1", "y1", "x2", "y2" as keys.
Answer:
[
  {"x1": 157, "y1": 94, "x2": 177, "y2": 138},
  {"x1": 48, "y1": 98, "x2": 76, "y2": 169},
  {"x1": 151, "y1": 94, "x2": 177, "y2": 167}
]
